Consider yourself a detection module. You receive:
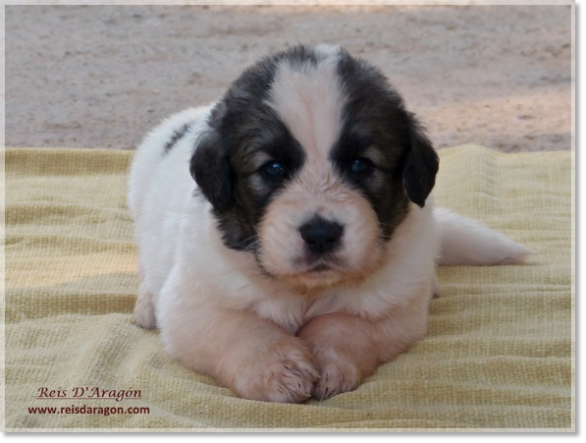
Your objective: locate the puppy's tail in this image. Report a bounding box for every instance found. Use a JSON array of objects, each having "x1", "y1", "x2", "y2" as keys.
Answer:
[{"x1": 435, "y1": 208, "x2": 533, "y2": 266}]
